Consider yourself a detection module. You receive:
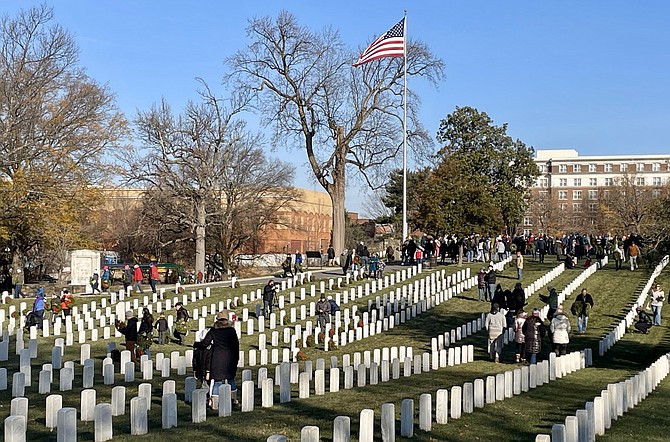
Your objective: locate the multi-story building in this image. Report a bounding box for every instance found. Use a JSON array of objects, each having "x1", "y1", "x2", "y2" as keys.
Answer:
[{"x1": 524, "y1": 149, "x2": 670, "y2": 235}]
